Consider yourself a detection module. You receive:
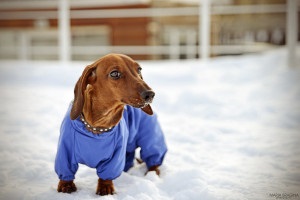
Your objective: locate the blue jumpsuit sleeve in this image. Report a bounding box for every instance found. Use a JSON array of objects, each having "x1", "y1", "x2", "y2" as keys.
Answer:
[
  {"x1": 54, "y1": 108, "x2": 79, "y2": 181},
  {"x1": 134, "y1": 108, "x2": 168, "y2": 169}
]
